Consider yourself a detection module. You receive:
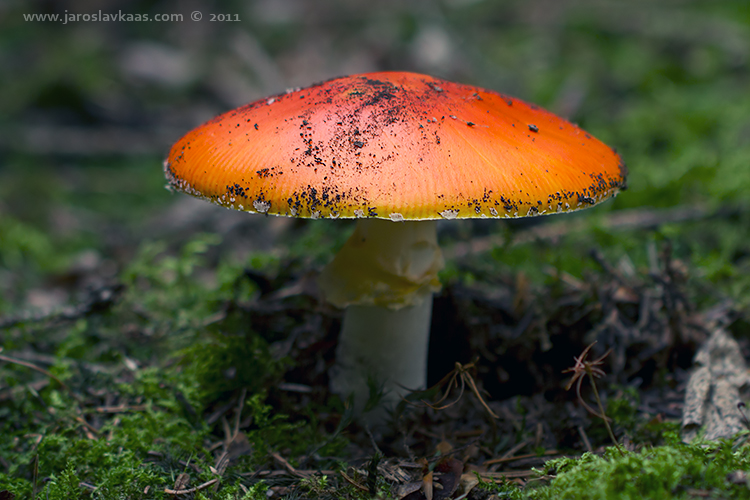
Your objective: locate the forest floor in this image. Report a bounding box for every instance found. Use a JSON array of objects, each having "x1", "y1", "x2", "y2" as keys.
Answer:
[{"x1": 1, "y1": 0, "x2": 750, "y2": 498}]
